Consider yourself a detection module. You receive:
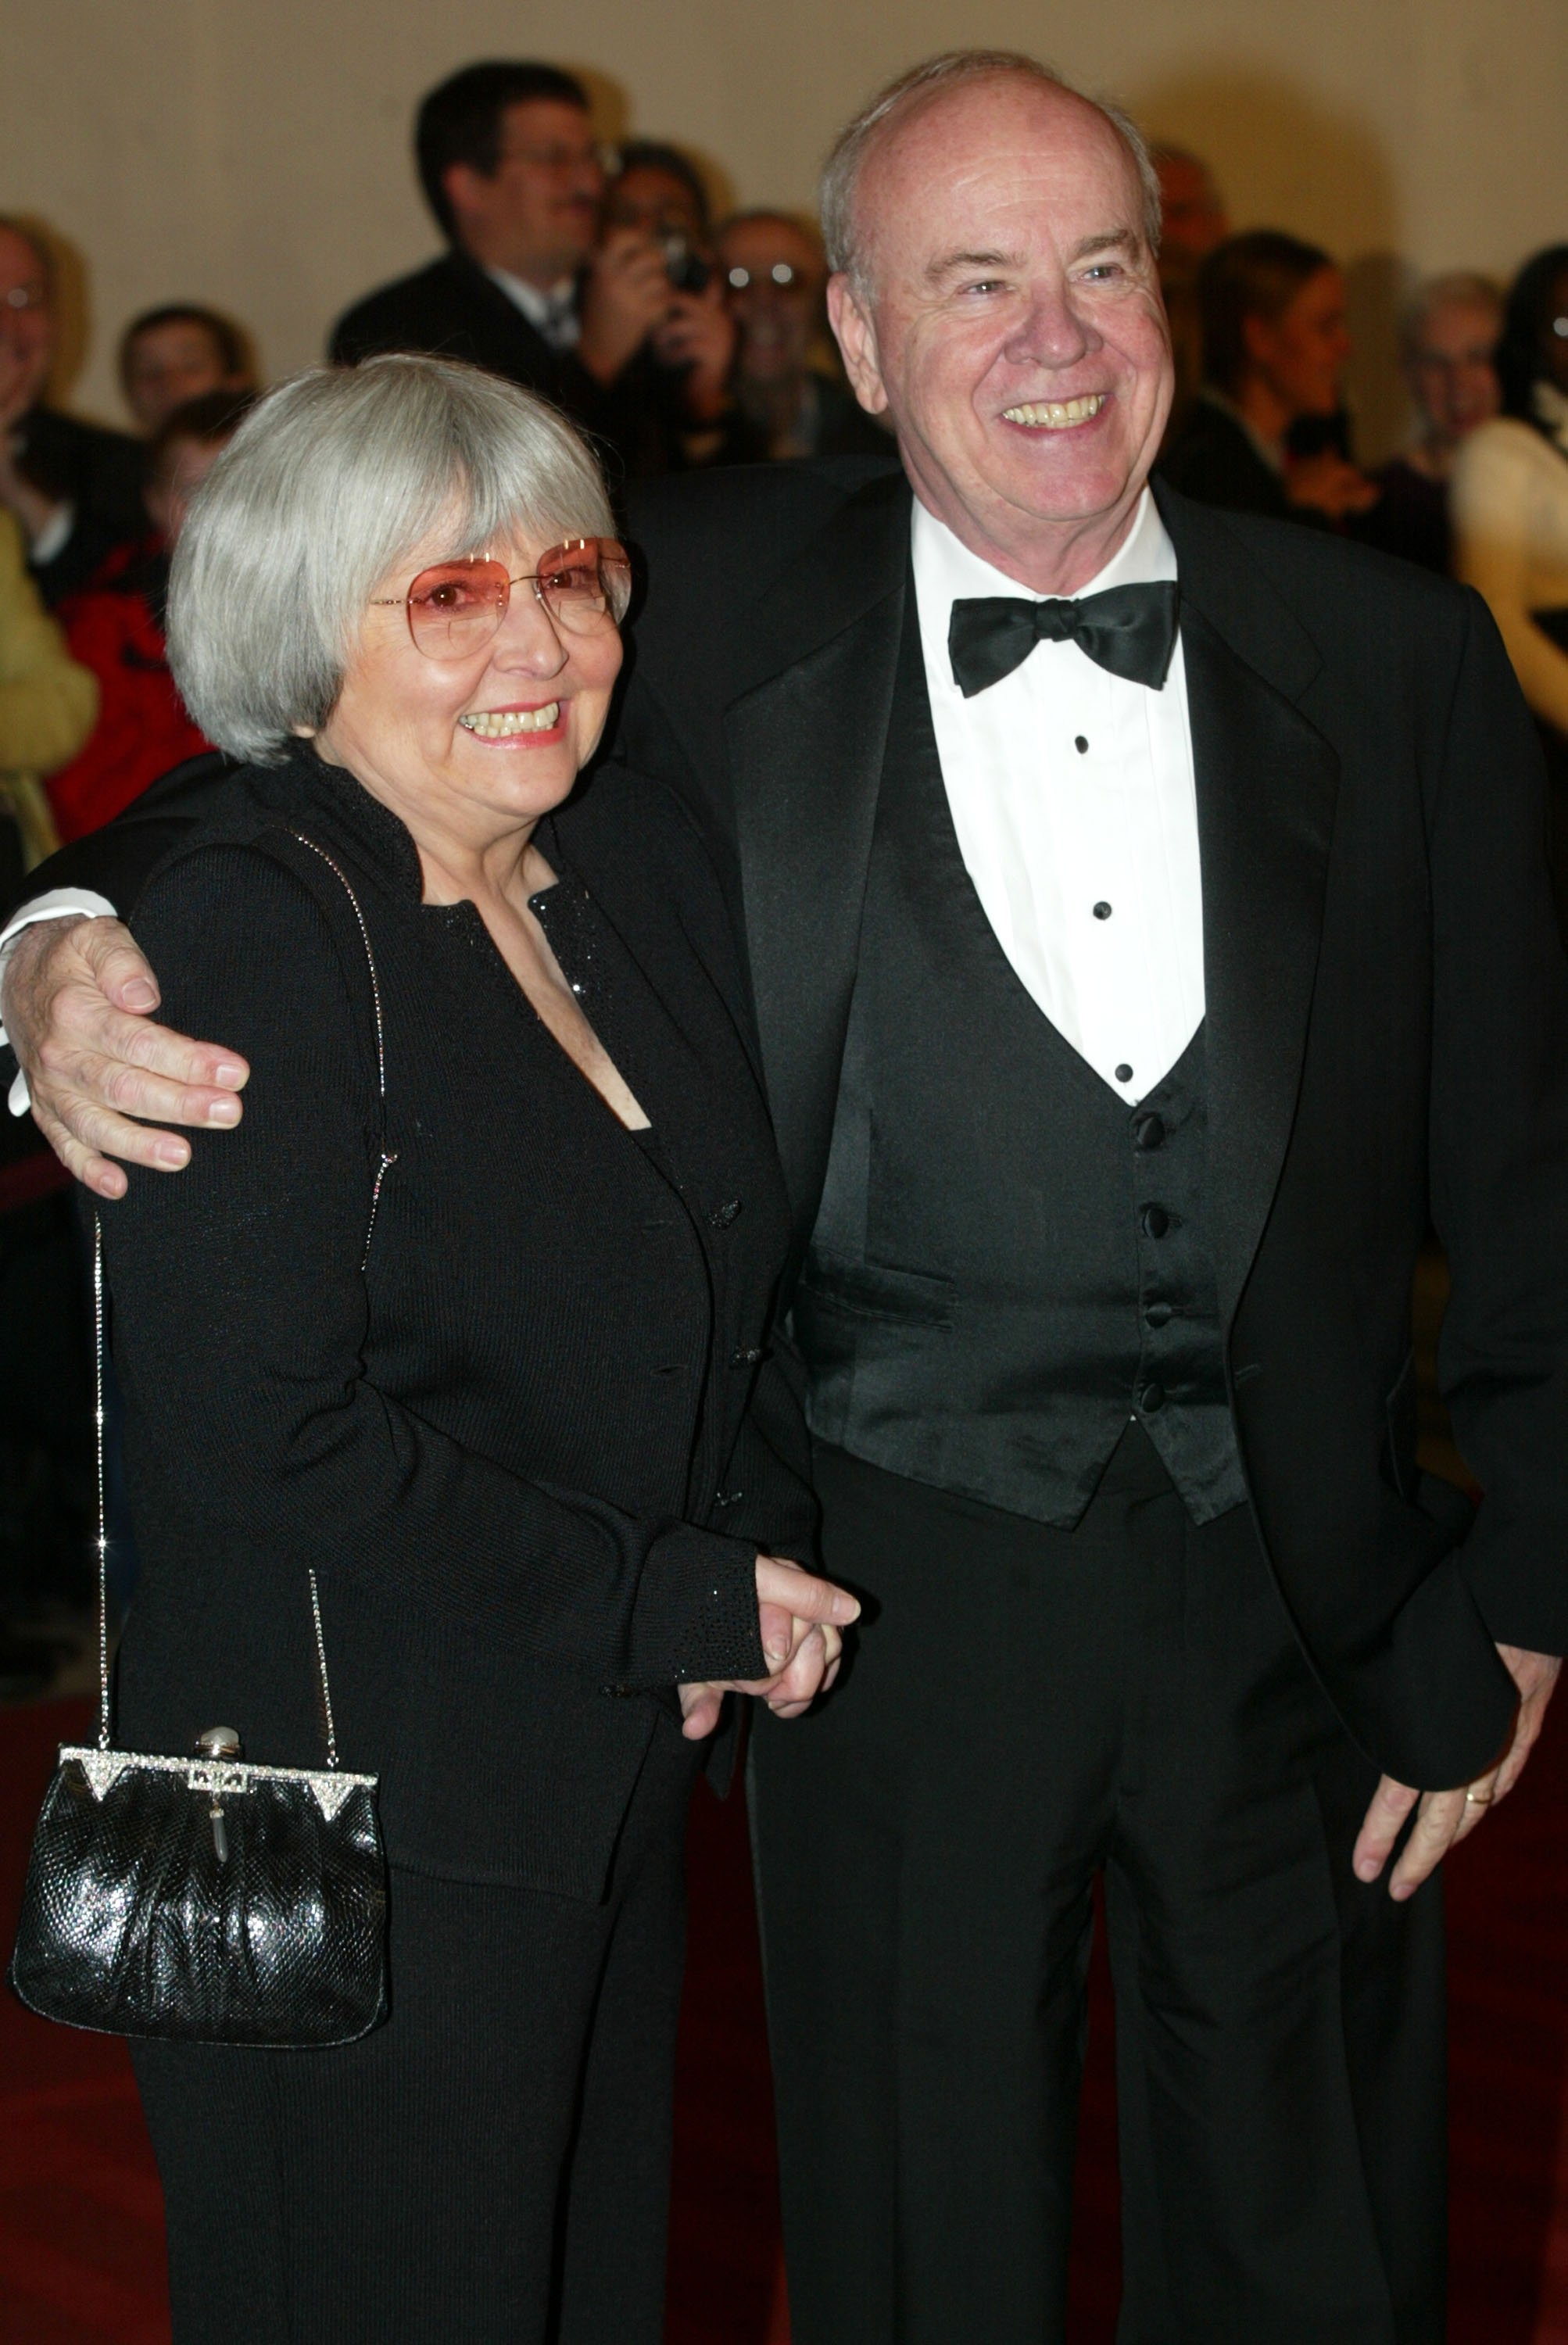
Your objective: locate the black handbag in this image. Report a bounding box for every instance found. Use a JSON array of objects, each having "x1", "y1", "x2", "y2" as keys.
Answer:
[{"x1": 7, "y1": 833, "x2": 393, "y2": 2046}]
